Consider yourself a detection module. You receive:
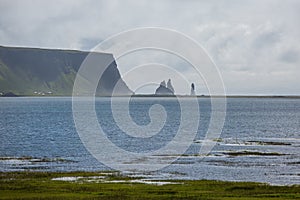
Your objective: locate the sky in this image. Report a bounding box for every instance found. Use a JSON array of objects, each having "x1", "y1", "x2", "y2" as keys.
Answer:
[{"x1": 0, "y1": 0, "x2": 299, "y2": 95}]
